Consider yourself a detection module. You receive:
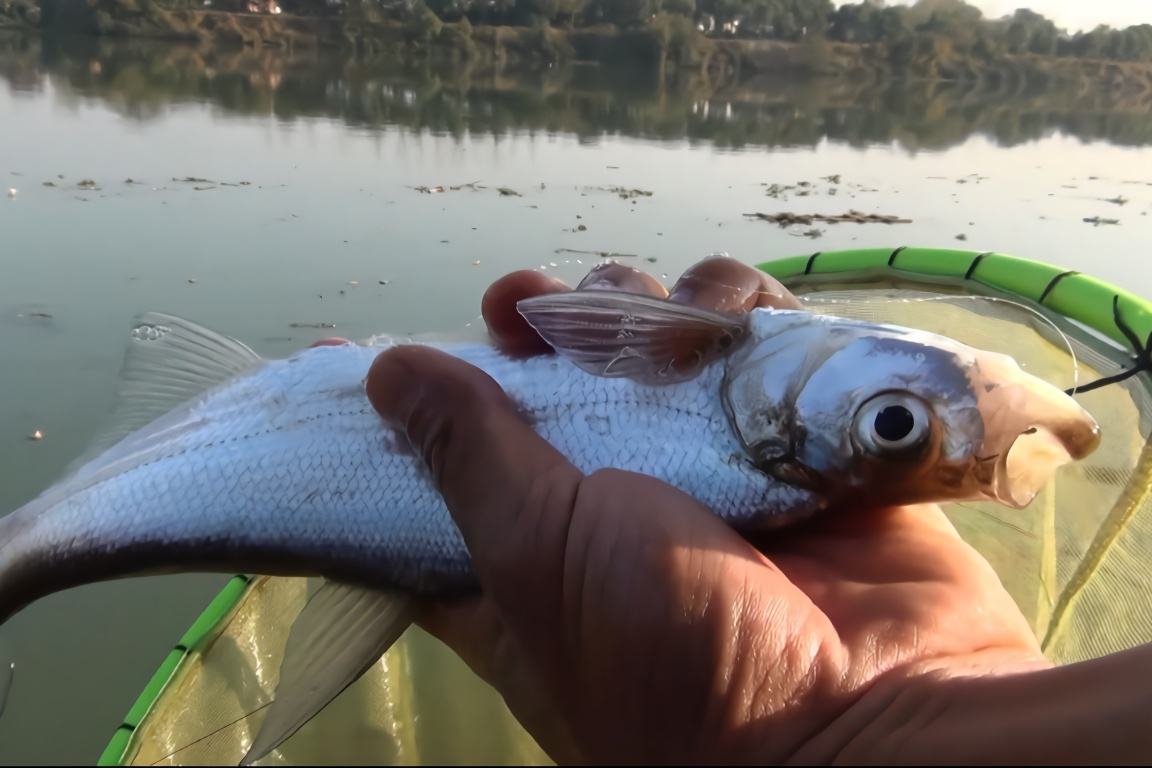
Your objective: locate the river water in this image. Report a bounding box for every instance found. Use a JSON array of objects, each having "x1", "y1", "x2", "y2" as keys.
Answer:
[{"x1": 1, "y1": 32, "x2": 1151, "y2": 763}]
